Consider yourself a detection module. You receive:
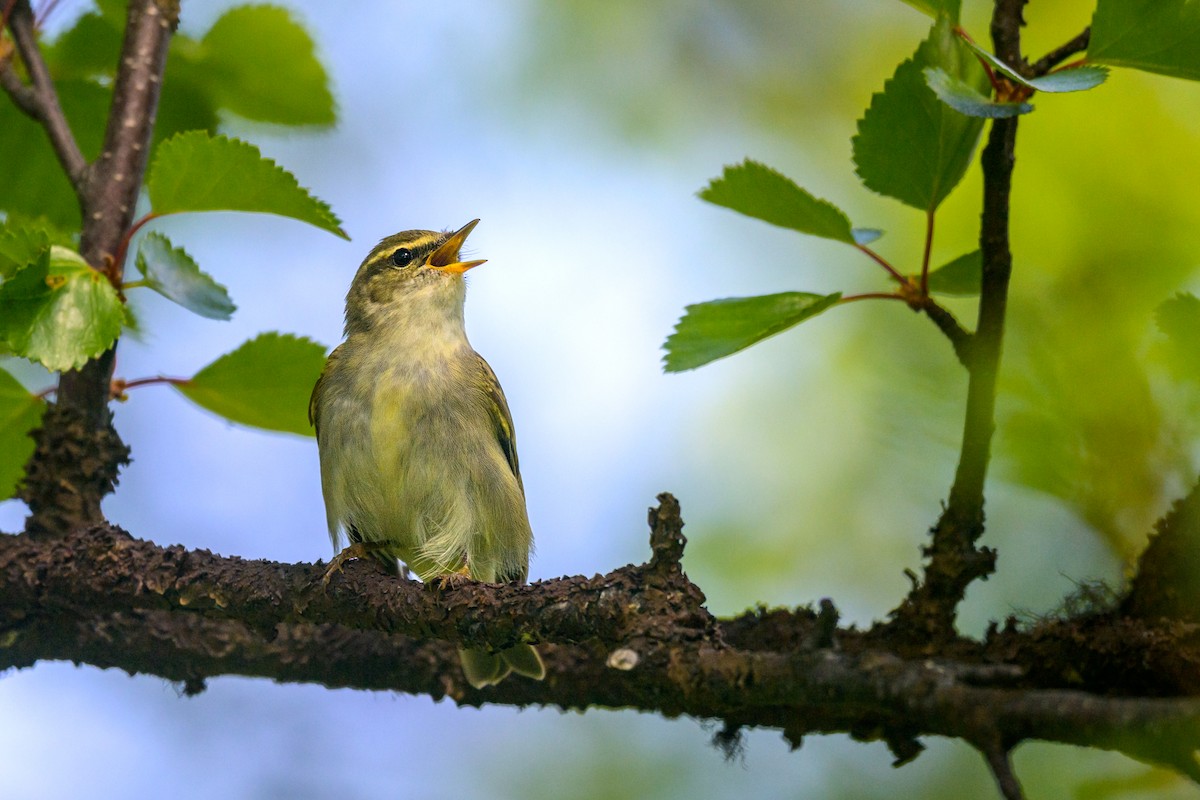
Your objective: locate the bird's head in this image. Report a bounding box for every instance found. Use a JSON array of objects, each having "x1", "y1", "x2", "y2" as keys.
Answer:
[{"x1": 344, "y1": 219, "x2": 486, "y2": 334}]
